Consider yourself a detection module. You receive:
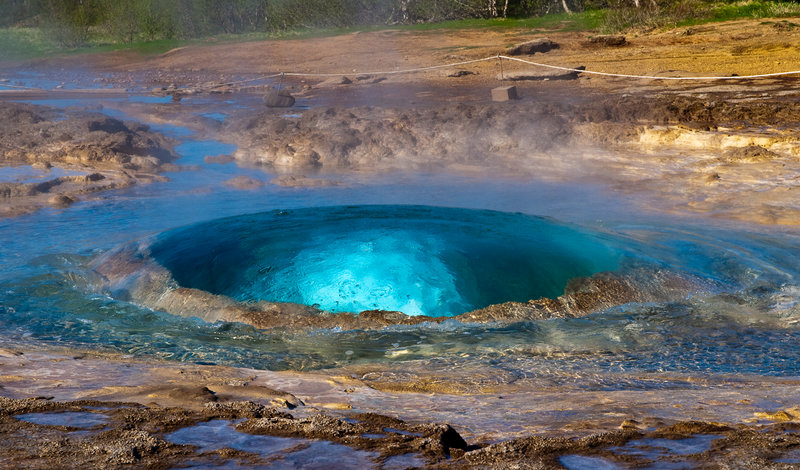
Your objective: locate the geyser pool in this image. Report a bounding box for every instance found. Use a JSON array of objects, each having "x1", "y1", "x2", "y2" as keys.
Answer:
[{"x1": 148, "y1": 205, "x2": 627, "y2": 317}]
